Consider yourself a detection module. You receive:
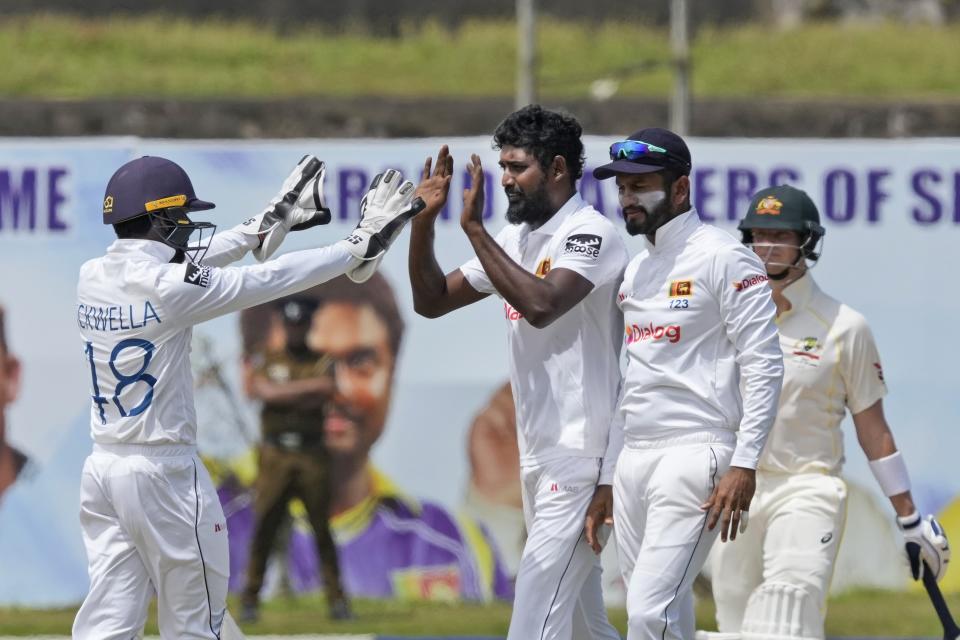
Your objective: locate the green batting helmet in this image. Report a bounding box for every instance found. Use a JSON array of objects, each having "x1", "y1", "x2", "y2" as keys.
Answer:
[{"x1": 738, "y1": 185, "x2": 825, "y2": 262}]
